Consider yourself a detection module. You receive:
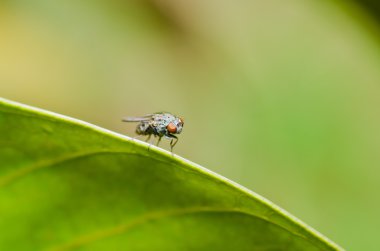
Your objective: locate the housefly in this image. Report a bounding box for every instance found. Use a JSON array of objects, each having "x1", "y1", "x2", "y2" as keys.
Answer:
[{"x1": 122, "y1": 112, "x2": 184, "y2": 151}]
